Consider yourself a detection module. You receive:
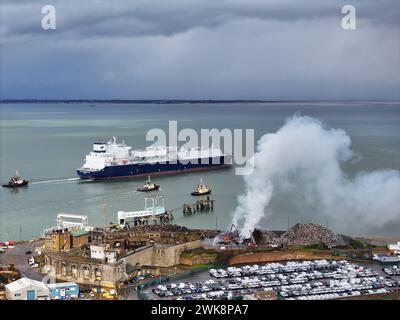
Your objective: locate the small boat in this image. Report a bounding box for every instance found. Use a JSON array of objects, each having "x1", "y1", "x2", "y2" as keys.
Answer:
[
  {"x1": 137, "y1": 176, "x2": 160, "y2": 192},
  {"x1": 191, "y1": 178, "x2": 211, "y2": 196},
  {"x1": 2, "y1": 170, "x2": 29, "y2": 188}
]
